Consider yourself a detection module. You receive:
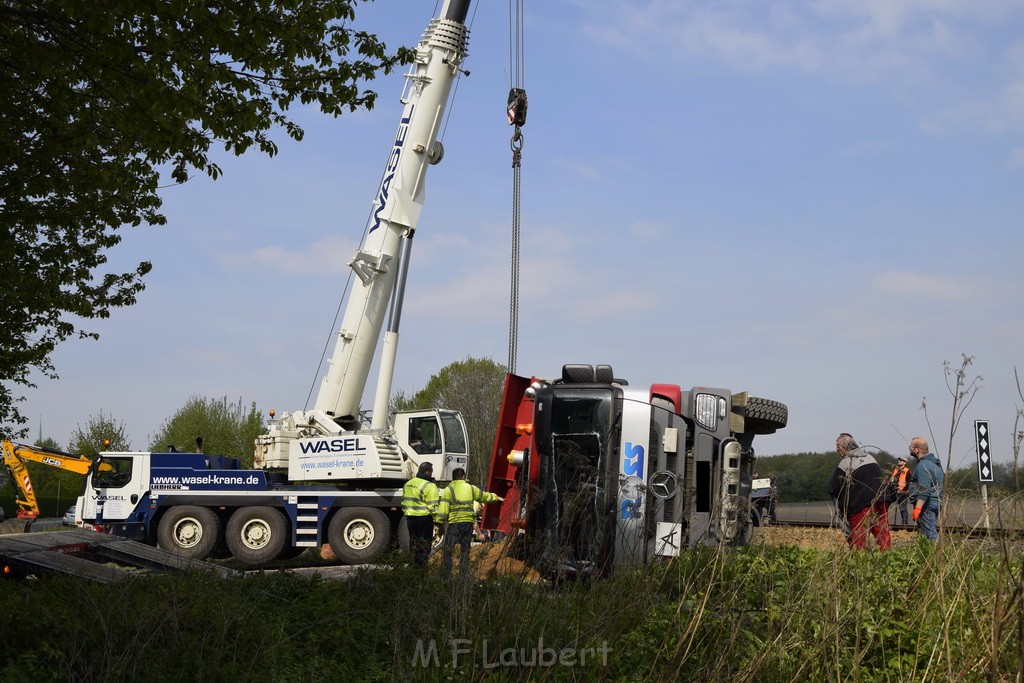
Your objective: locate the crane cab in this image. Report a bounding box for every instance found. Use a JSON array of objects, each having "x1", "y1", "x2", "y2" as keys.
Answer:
[{"x1": 393, "y1": 409, "x2": 469, "y2": 480}]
